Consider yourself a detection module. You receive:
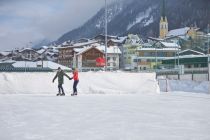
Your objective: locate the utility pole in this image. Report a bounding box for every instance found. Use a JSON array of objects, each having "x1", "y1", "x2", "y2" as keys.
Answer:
[
  {"x1": 208, "y1": 24, "x2": 210, "y2": 81},
  {"x1": 105, "y1": 0, "x2": 108, "y2": 71},
  {"x1": 208, "y1": 24, "x2": 210, "y2": 55}
]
